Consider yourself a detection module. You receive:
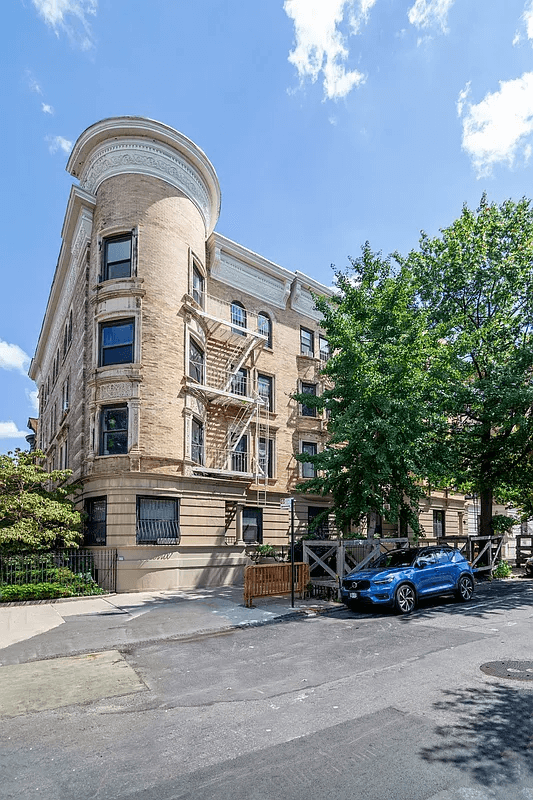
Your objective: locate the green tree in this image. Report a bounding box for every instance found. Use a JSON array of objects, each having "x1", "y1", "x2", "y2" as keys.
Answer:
[
  {"x1": 295, "y1": 244, "x2": 449, "y2": 537},
  {"x1": 406, "y1": 196, "x2": 533, "y2": 537},
  {"x1": 0, "y1": 449, "x2": 83, "y2": 552}
]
